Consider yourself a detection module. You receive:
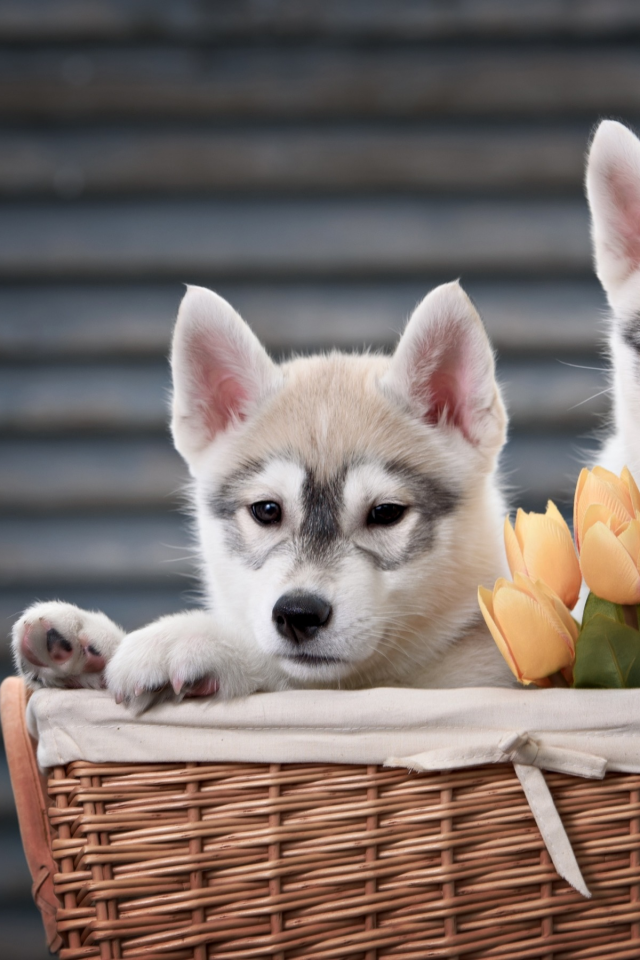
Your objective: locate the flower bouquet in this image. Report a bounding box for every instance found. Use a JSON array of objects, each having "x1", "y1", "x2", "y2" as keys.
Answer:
[{"x1": 479, "y1": 465, "x2": 640, "y2": 688}]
